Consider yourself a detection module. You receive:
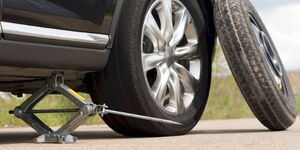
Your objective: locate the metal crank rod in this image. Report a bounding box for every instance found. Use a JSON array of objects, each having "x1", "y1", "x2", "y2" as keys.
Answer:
[
  {"x1": 10, "y1": 73, "x2": 181, "y2": 144},
  {"x1": 94, "y1": 105, "x2": 182, "y2": 125}
]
